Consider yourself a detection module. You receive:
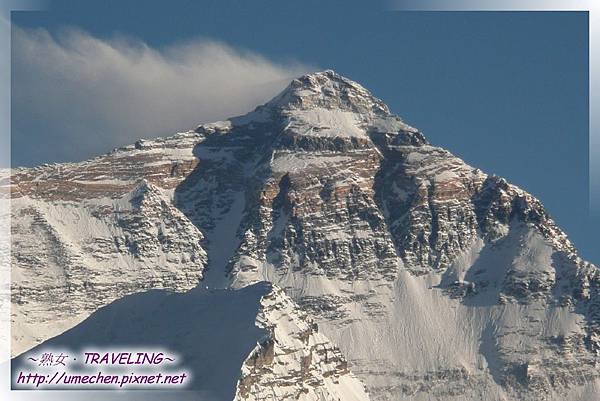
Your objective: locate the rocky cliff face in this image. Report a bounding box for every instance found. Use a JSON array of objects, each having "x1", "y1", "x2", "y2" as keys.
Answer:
[
  {"x1": 8, "y1": 70, "x2": 600, "y2": 401},
  {"x1": 235, "y1": 286, "x2": 369, "y2": 401}
]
